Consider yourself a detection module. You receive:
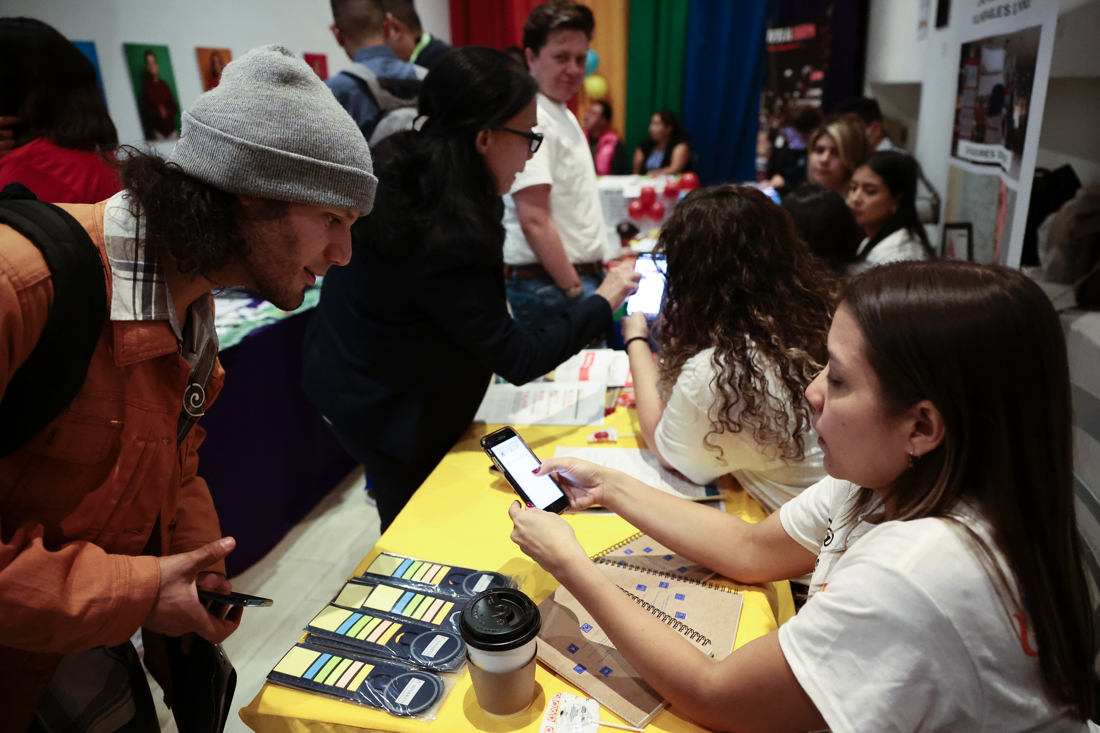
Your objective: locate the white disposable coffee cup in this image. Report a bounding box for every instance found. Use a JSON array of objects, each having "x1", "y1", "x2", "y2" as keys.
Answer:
[{"x1": 460, "y1": 588, "x2": 541, "y2": 716}]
